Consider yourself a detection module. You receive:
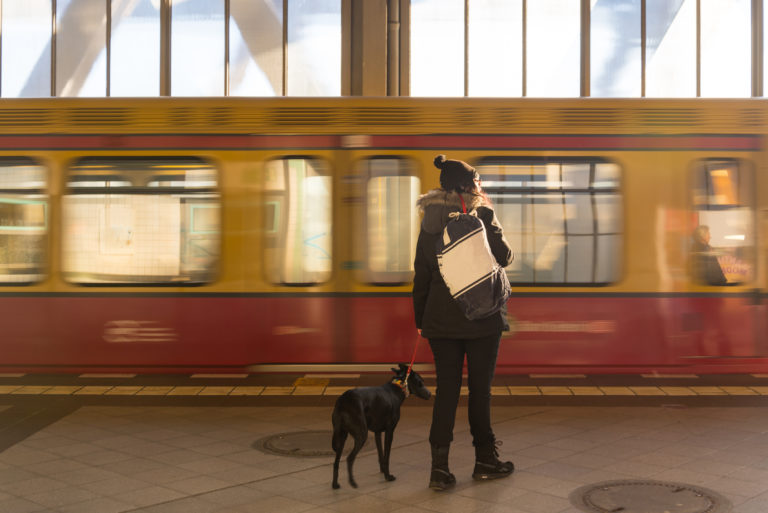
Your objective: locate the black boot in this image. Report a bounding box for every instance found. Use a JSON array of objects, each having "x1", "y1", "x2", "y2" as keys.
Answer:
[
  {"x1": 429, "y1": 444, "x2": 456, "y2": 491},
  {"x1": 472, "y1": 439, "x2": 514, "y2": 481}
]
